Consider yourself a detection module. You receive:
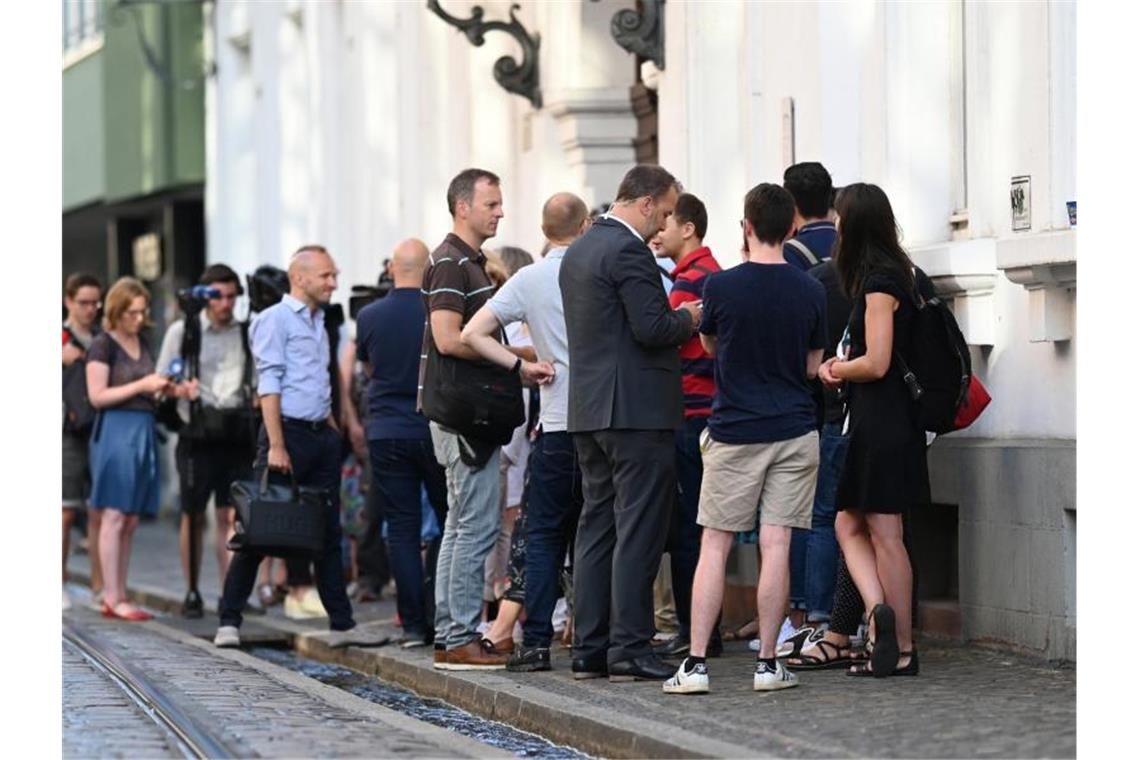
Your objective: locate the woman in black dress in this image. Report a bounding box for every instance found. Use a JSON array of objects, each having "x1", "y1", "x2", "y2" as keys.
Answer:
[{"x1": 819, "y1": 184, "x2": 928, "y2": 677}]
